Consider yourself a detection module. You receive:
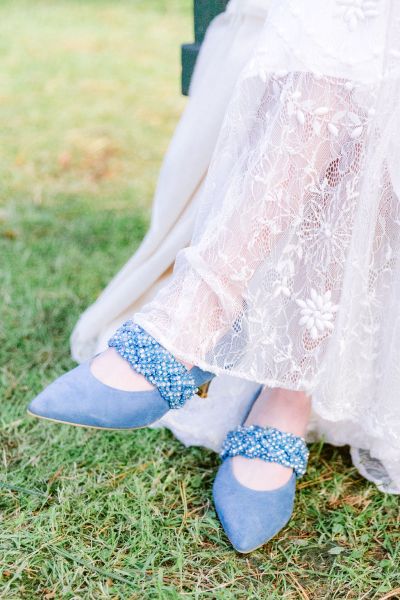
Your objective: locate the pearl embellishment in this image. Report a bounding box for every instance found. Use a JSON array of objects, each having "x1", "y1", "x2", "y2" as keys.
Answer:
[
  {"x1": 221, "y1": 424, "x2": 309, "y2": 478},
  {"x1": 108, "y1": 321, "x2": 198, "y2": 409}
]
